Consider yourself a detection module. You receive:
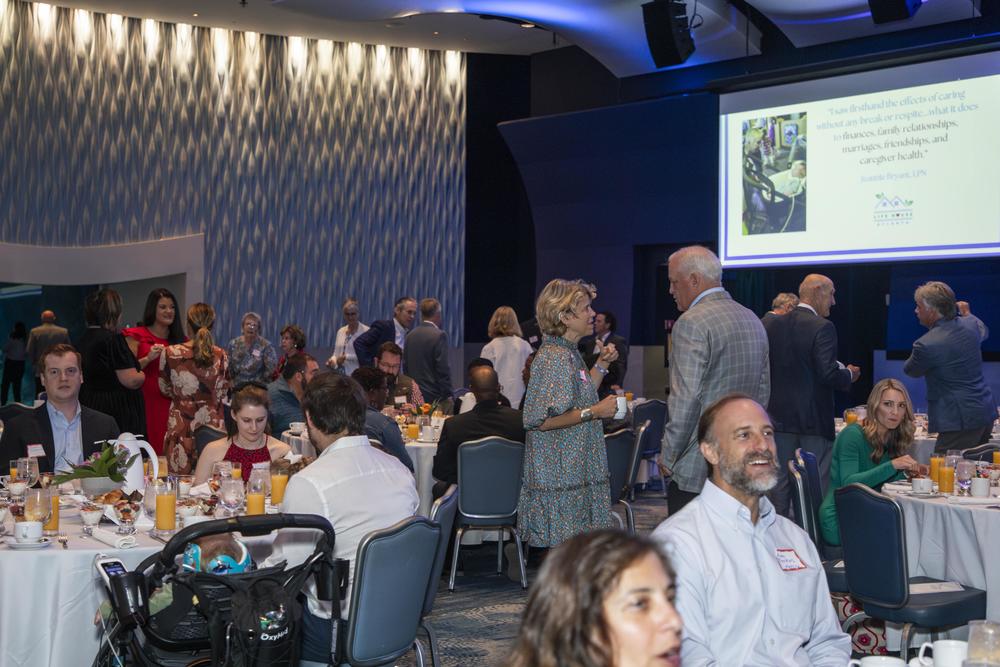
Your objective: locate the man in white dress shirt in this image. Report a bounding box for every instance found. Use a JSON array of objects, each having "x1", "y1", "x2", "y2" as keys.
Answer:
[
  {"x1": 266, "y1": 372, "x2": 419, "y2": 663},
  {"x1": 652, "y1": 394, "x2": 850, "y2": 666}
]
